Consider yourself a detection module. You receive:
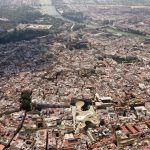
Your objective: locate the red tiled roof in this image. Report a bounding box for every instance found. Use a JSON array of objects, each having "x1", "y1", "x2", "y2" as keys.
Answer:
[
  {"x1": 133, "y1": 125, "x2": 141, "y2": 132},
  {"x1": 140, "y1": 146, "x2": 150, "y2": 150},
  {"x1": 121, "y1": 126, "x2": 130, "y2": 134},
  {"x1": 0, "y1": 144, "x2": 4, "y2": 150},
  {"x1": 126, "y1": 124, "x2": 138, "y2": 134}
]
